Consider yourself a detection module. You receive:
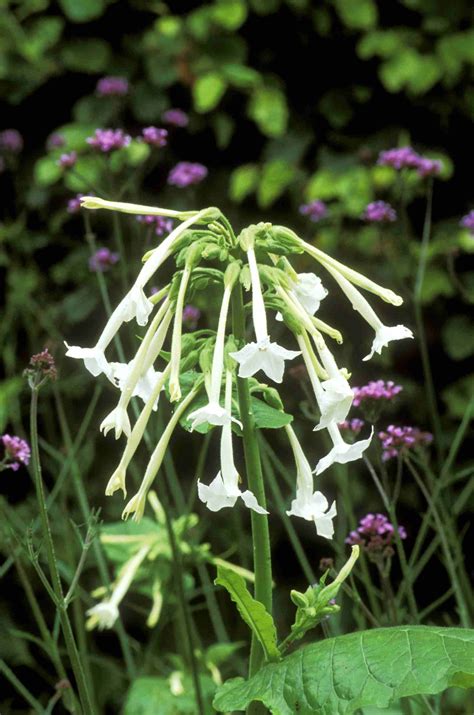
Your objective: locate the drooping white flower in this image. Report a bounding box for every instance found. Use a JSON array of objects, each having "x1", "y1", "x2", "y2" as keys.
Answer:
[
  {"x1": 109, "y1": 362, "x2": 163, "y2": 410},
  {"x1": 230, "y1": 246, "x2": 300, "y2": 383},
  {"x1": 100, "y1": 406, "x2": 132, "y2": 440},
  {"x1": 364, "y1": 324, "x2": 414, "y2": 362},
  {"x1": 86, "y1": 602, "x2": 119, "y2": 630},
  {"x1": 276, "y1": 272, "x2": 327, "y2": 321},
  {"x1": 64, "y1": 343, "x2": 109, "y2": 377},
  {"x1": 285, "y1": 425, "x2": 337, "y2": 539},
  {"x1": 314, "y1": 423, "x2": 374, "y2": 476},
  {"x1": 188, "y1": 402, "x2": 240, "y2": 431},
  {"x1": 197, "y1": 371, "x2": 268, "y2": 514}
]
